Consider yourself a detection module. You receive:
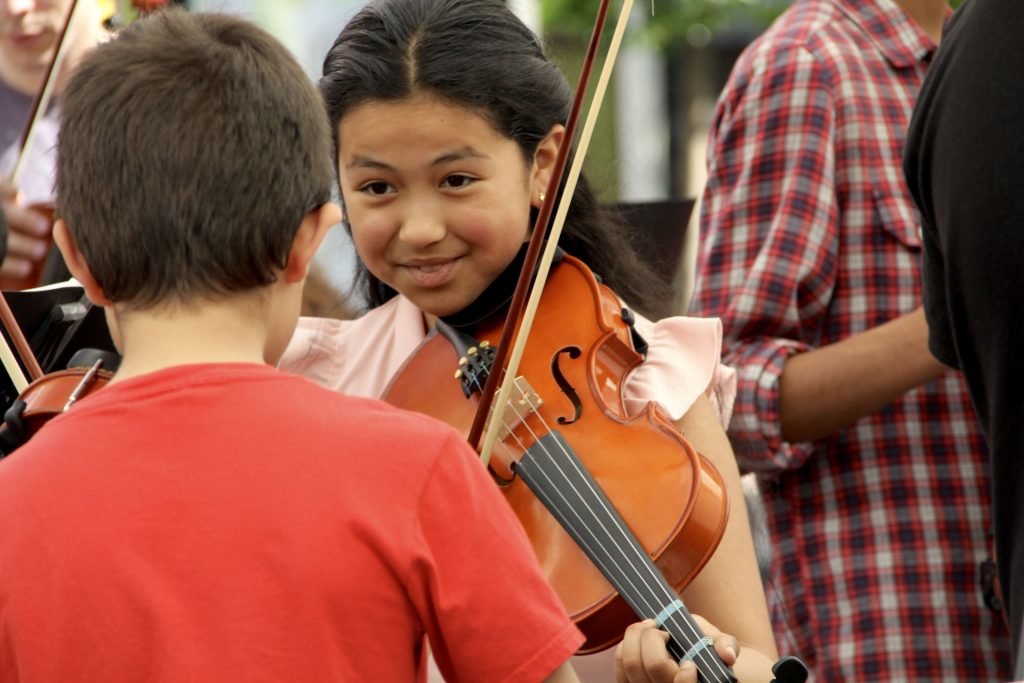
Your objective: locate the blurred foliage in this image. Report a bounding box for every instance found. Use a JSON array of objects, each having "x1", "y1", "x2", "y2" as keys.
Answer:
[
  {"x1": 542, "y1": 0, "x2": 789, "y2": 50},
  {"x1": 541, "y1": 0, "x2": 963, "y2": 49}
]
